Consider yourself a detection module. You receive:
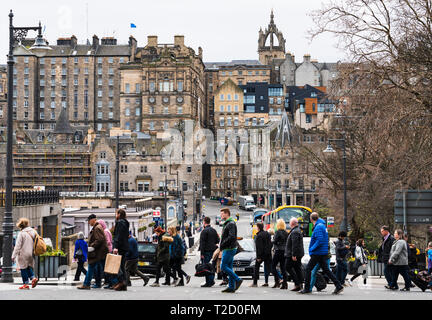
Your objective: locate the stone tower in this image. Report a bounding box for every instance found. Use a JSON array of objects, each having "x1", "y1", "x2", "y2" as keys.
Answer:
[{"x1": 258, "y1": 10, "x2": 286, "y2": 65}]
